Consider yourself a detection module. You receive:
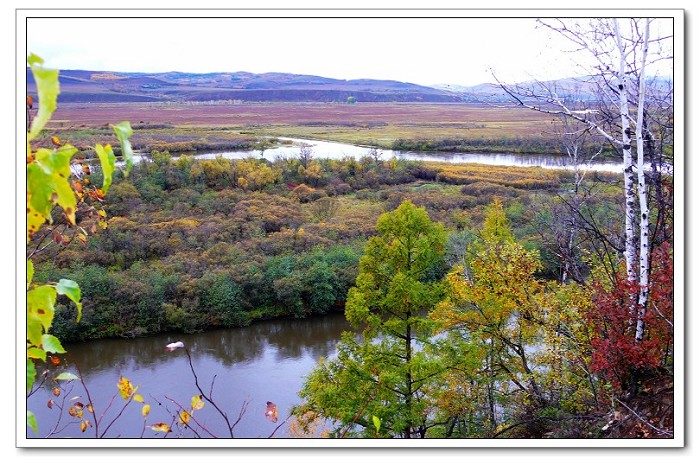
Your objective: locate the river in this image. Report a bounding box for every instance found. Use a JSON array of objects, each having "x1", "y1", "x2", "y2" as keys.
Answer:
[
  {"x1": 26, "y1": 312, "x2": 351, "y2": 440},
  {"x1": 126, "y1": 137, "x2": 644, "y2": 173}
]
